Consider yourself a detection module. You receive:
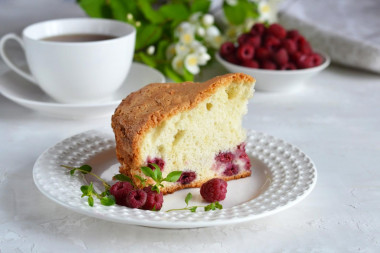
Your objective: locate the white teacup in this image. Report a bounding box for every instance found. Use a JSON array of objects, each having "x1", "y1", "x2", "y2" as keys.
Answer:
[{"x1": 0, "y1": 18, "x2": 136, "y2": 103}]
